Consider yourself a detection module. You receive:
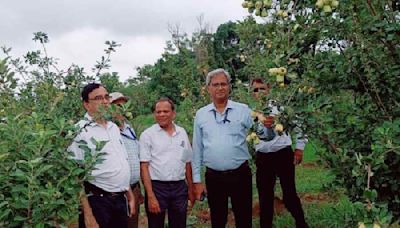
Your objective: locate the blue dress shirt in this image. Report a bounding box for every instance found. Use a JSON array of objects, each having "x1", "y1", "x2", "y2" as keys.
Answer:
[{"x1": 192, "y1": 100, "x2": 253, "y2": 183}]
